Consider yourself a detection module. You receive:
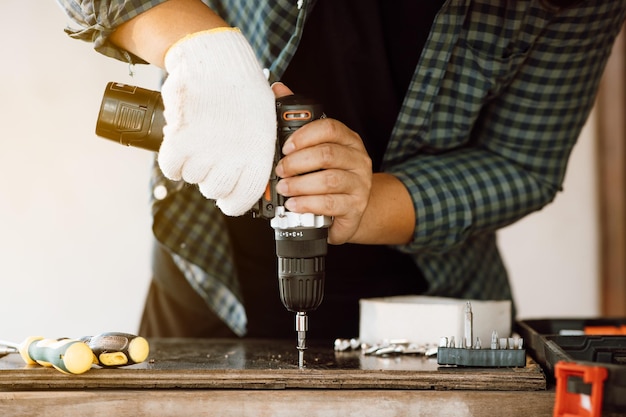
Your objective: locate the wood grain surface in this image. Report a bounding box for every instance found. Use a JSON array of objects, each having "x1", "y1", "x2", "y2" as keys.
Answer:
[{"x1": 0, "y1": 338, "x2": 545, "y2": 391}]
